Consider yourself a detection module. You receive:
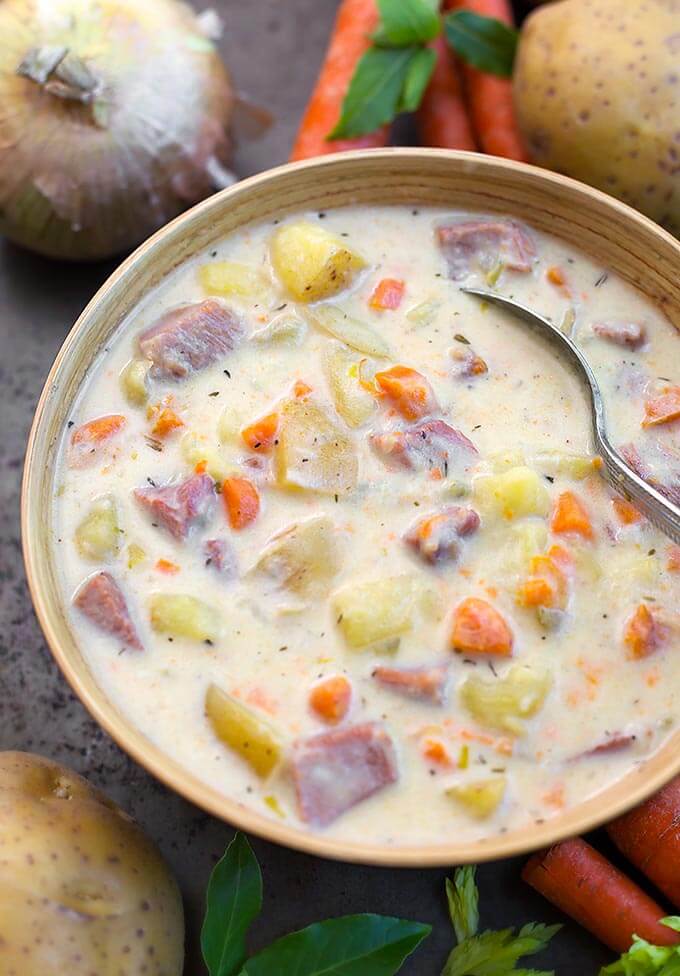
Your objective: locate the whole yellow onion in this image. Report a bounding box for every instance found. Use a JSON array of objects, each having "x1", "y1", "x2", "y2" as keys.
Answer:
[{"x1": 0, "y1": 0, "x2": 234, "y2": 260}]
